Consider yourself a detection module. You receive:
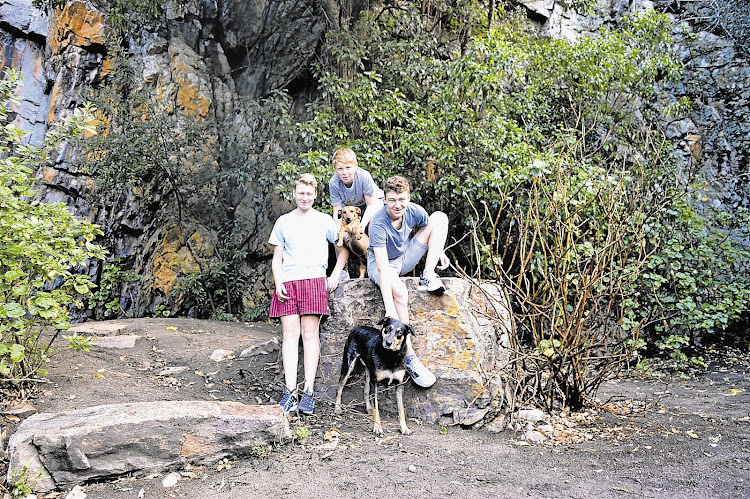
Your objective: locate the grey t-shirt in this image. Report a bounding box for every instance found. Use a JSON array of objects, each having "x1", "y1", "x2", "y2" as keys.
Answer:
[
  {"x1": 367, "y1": 203, "x2": 429, "y2": 260},
  {"x1": 329, "y1": 168, "x2": 384, "y2": 208}
]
